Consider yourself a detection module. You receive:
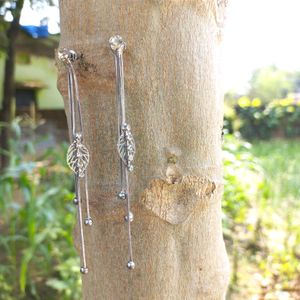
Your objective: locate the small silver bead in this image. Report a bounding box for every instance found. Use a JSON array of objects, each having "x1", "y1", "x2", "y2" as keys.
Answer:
[
  {"x1": 124, "y1": 211, "x2": 134, "y2": 222},
  {"x1": 117, "y1": 191, "x2": 127, "y2": 200},
  {"x1": 121, "y1": 123, "x2": 129, "y2": 131},
  {"x1": 73, "y1": 198, "x2": 79, "y2": 205},
  {"x1": 75, "y1": 132, "x2": 82, "y2": 140},
  {"x1": 84, "y1": 218, "x2": 93, "y2": 226},
  {"x1": 128, "y1": 165, "x2": 134, "y2": 172},
  {"x1": 127, "y1": 260, "x2": 135, "y2": 270},
  {"x1": 80, "y1": 267, "x2": 88, "y2": 274}
]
